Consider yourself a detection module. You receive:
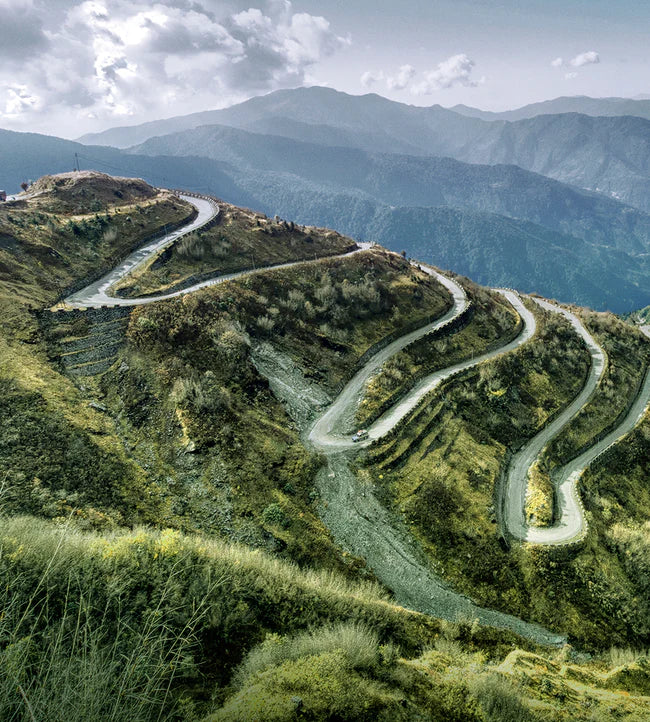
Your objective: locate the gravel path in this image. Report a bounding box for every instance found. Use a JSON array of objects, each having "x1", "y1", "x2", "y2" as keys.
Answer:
[{"x1": 316, "y1": 455, "x2": 566, "y2": 645}]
